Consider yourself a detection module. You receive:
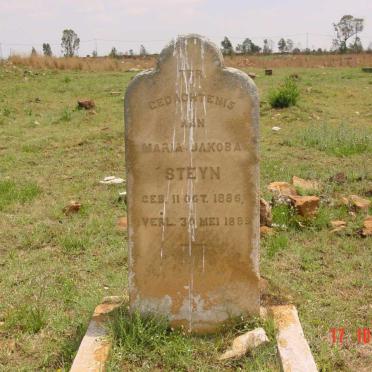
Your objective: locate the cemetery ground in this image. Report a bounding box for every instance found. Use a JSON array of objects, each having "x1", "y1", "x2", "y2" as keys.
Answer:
[{"x1": 0, "y1": 64, "x2": 371, "y2": 371}]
